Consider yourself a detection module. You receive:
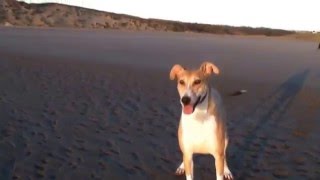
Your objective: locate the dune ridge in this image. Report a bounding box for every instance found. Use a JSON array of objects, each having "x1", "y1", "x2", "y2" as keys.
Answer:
[{"x1": 0, "y1": 0, "x2": 297, "y2": 37}]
